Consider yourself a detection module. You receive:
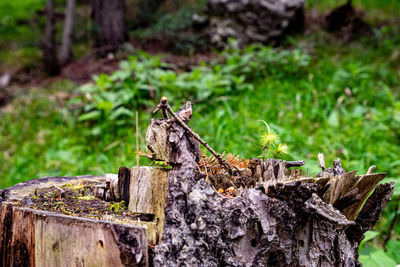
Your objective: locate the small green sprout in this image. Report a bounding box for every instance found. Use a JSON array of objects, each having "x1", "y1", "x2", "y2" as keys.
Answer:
[
  {"x1": 258, "y1": 120, "x2": 289, "y2": 160},
  {"x1": 108, "y1": 201, "x2": 126, "y2": 213}
]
